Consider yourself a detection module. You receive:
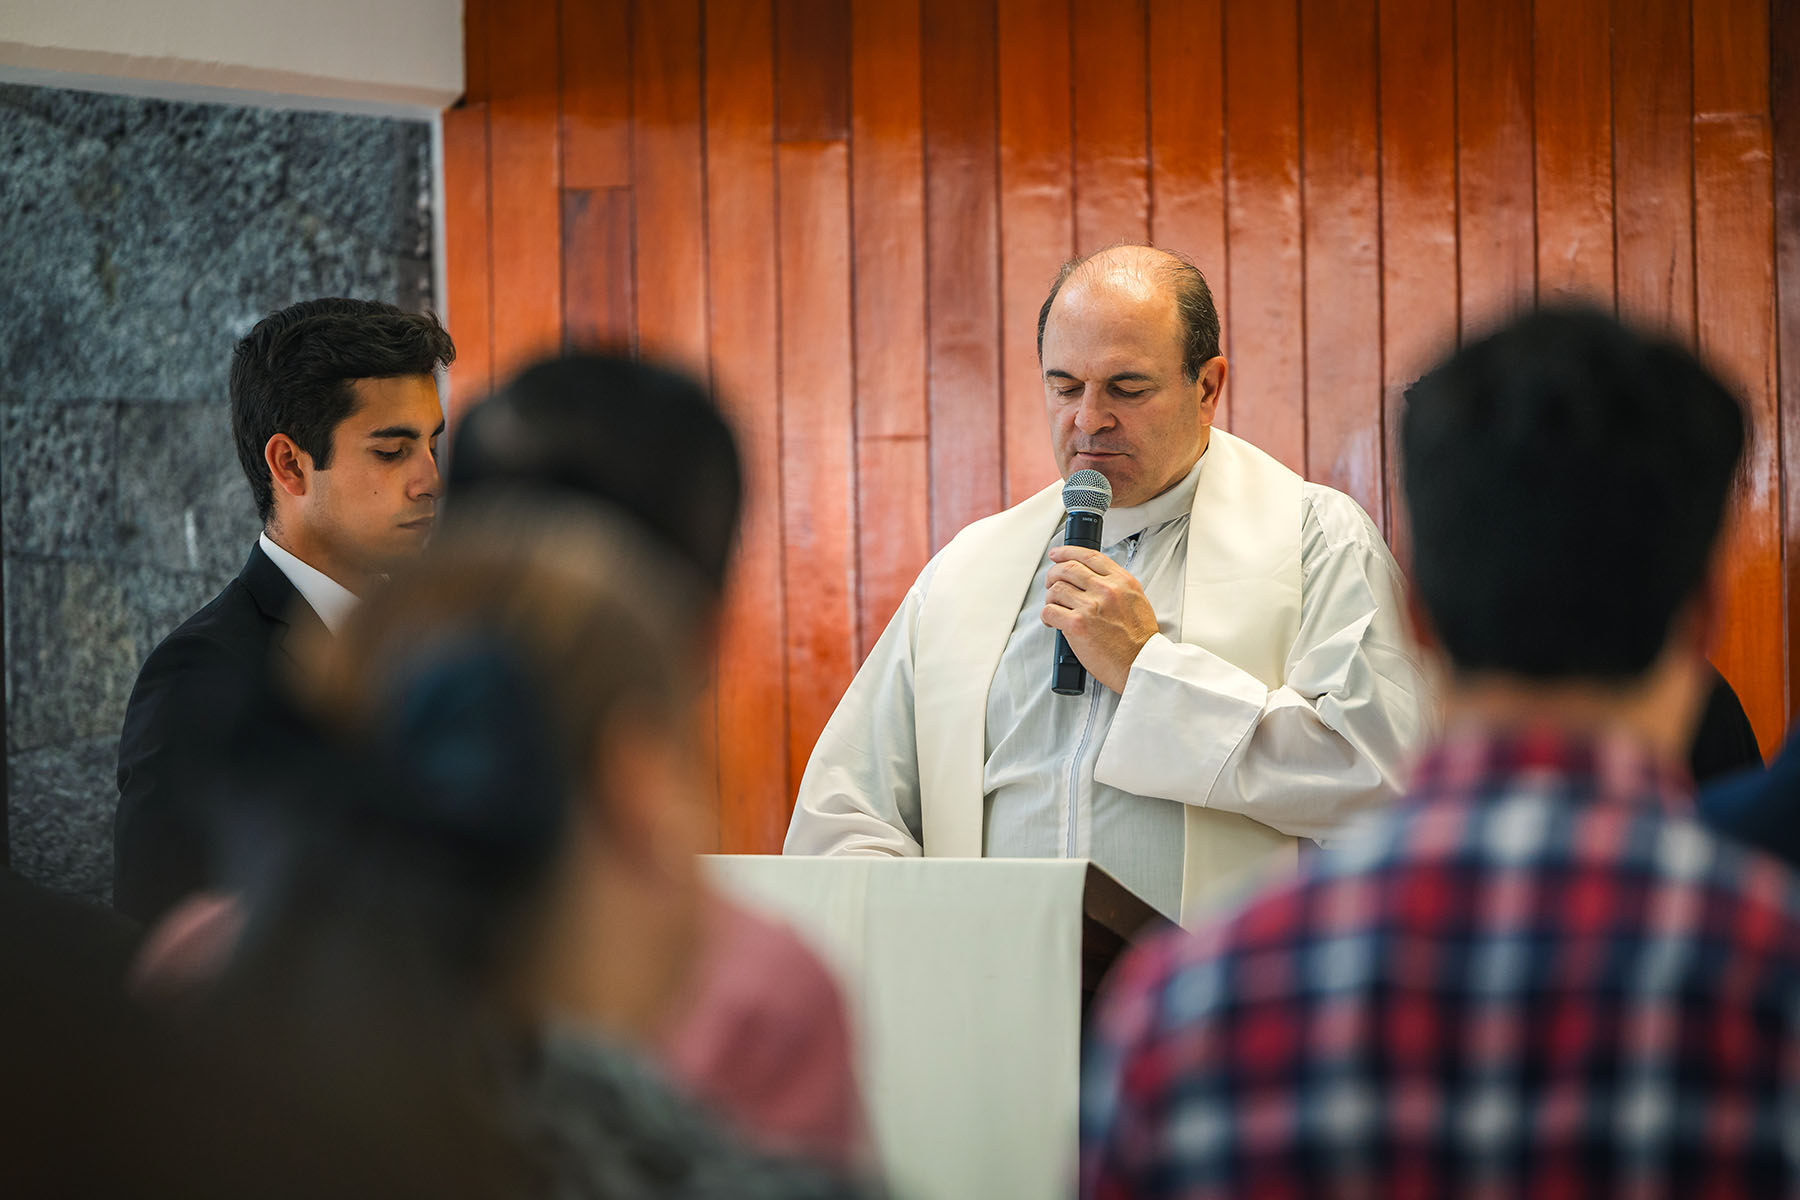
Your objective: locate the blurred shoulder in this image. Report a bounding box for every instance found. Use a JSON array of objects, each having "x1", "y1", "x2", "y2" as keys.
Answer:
[
  {"x1": 683, "y1": 893, "x2": 848, "y2": 1040},
  {"x1": 137, "y1": 569, "x2": 275, "y2": 675}
]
